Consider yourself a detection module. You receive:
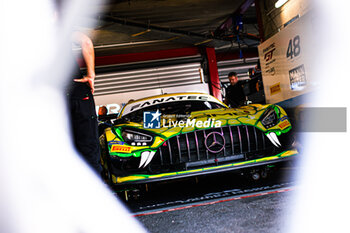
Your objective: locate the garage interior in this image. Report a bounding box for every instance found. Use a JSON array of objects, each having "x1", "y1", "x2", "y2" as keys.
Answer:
[
  {"x1": 71, "y1": 0, "x2": 311, "y2": 232},
  {"x1": 73, "y1": 0, "x2": 309, "y2": 115},
  {"x1": 3, "y1": 0, "x2": 349, "y2": 232}
]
